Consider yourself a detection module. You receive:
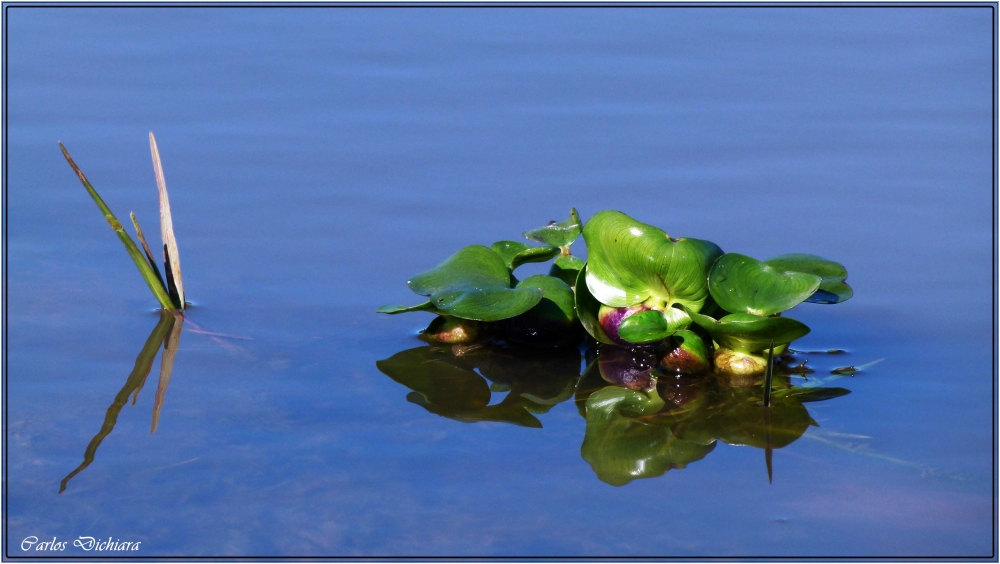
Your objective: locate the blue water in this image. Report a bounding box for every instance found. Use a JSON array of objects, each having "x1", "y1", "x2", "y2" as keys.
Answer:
[{"x1": 5, "y1": 6, "x2": 996, "y2": 558}]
